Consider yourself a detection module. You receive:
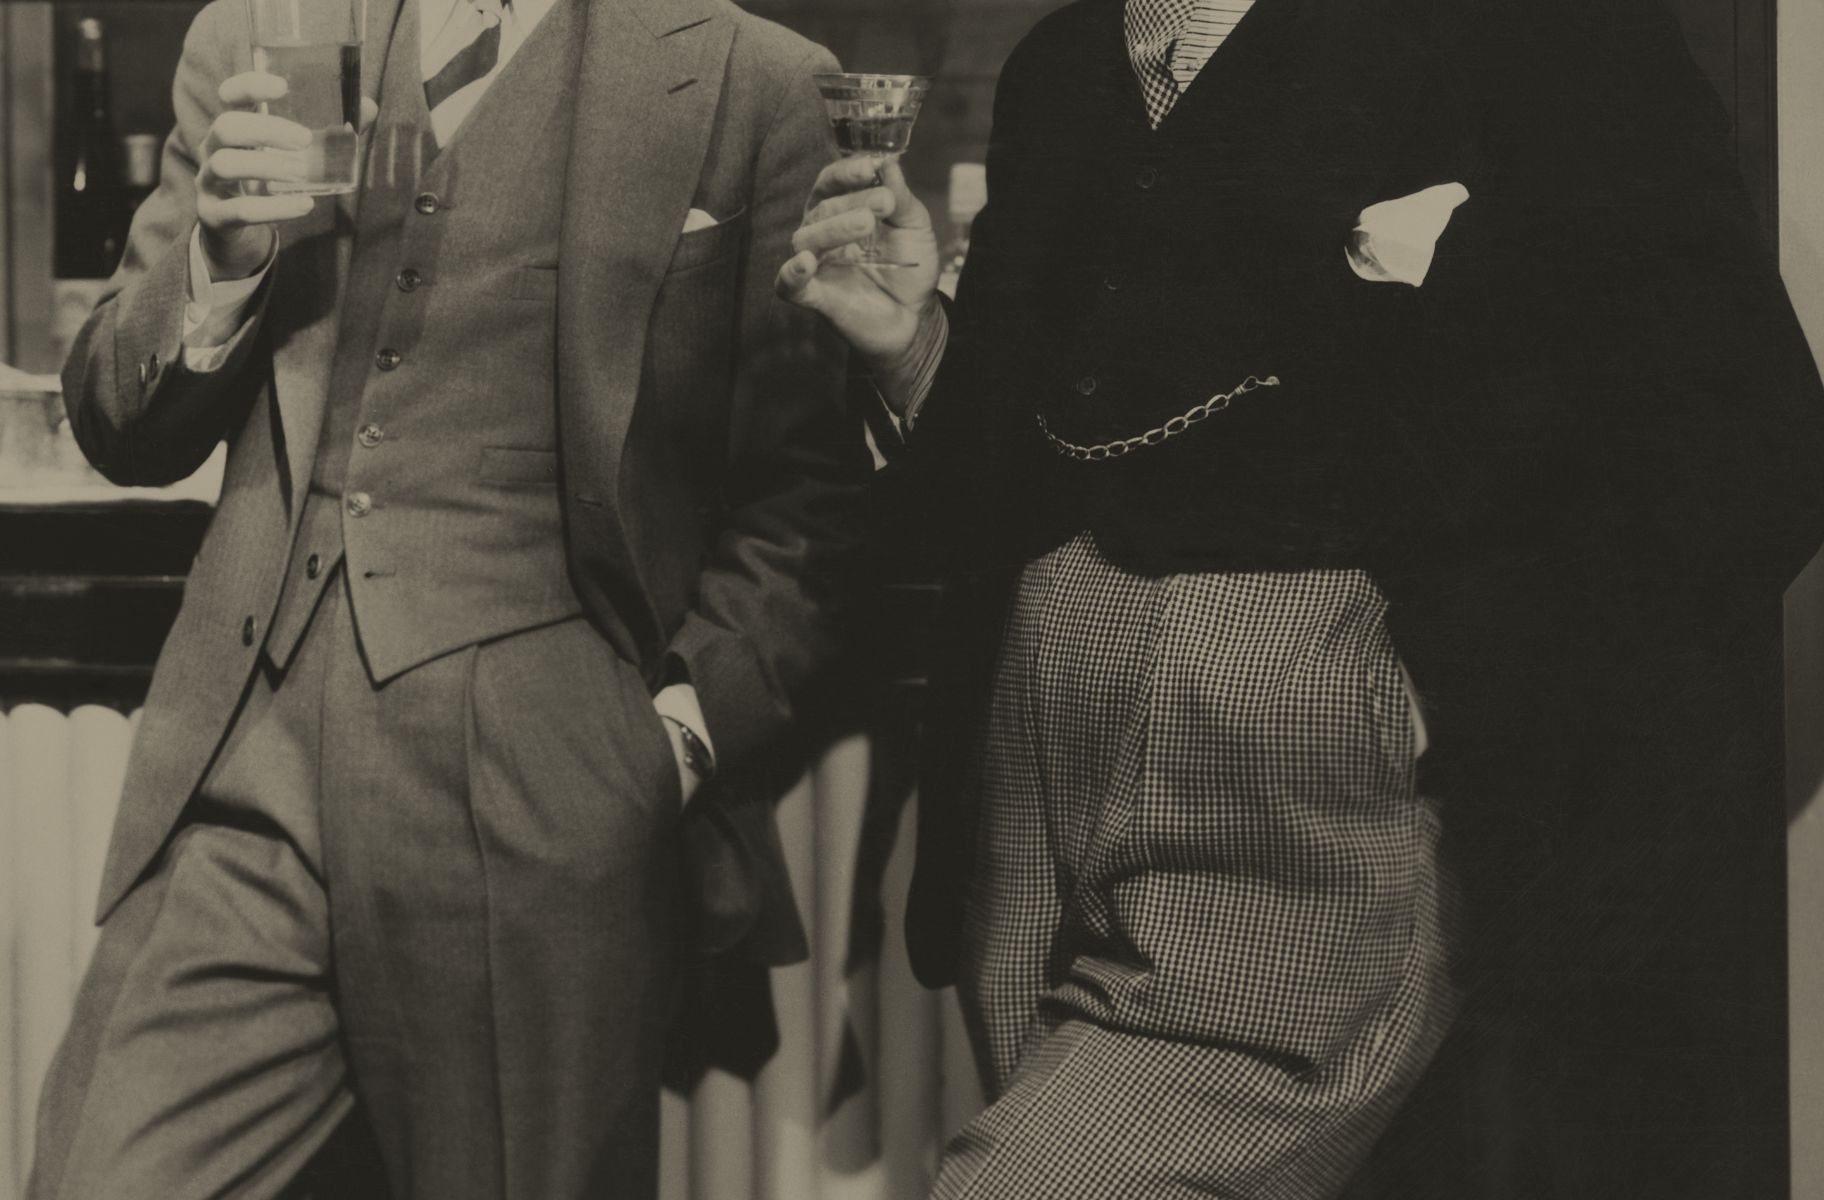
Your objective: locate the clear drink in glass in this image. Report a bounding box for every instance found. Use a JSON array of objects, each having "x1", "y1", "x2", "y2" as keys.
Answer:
[{"x1": 246, "y1": 0, "x2": 364, "y2": 195}]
